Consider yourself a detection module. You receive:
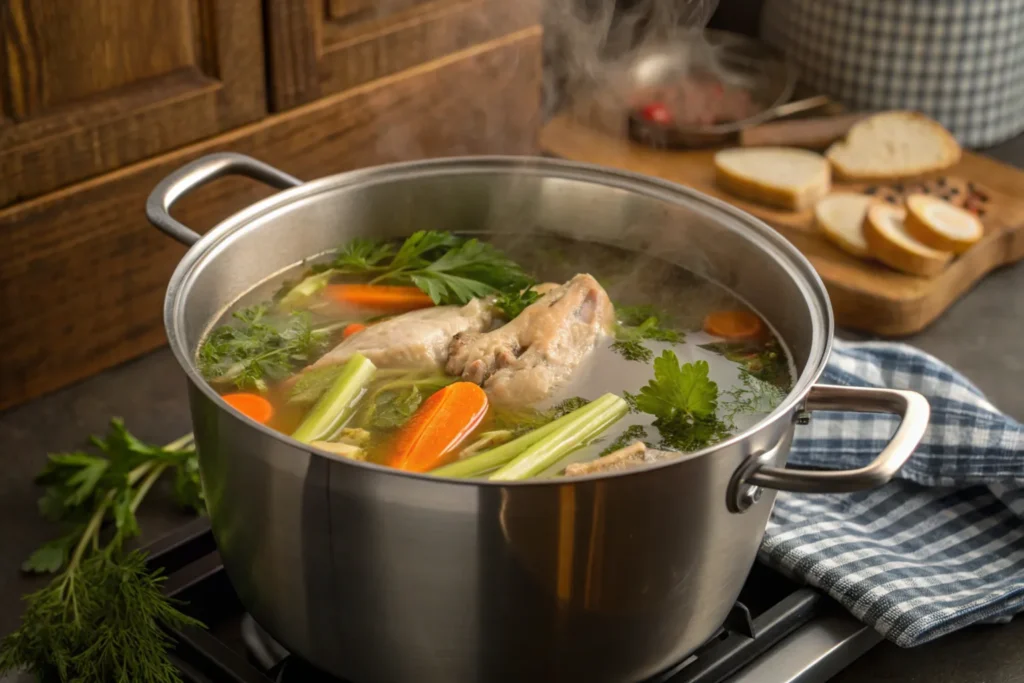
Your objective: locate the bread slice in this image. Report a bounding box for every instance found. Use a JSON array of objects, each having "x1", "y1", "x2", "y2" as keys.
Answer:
[
  {"x1": 904, "y1": 194, "x2": 983, "y2": 254},
  {"x1": 863, "y1": 203, "x2": 953, "y2": 277},
  {"x1": 826, "y1": 112, "x2": 961, "y2": 181},
  {"x1": 714, "y1": 147, "x2": 831, "y2": 211},
  {"x1": 814, "y1": 193, "x2": 875, "y2": 258}
]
